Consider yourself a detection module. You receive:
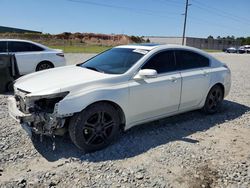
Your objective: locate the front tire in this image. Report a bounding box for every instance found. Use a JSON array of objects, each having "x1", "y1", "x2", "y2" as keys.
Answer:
[
  {"x1": 203, "y1": 85, "x2": 224, "y2": 114},
  {"x1": 69, "y1": 103, "x2": 121, "y2": 152}
]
